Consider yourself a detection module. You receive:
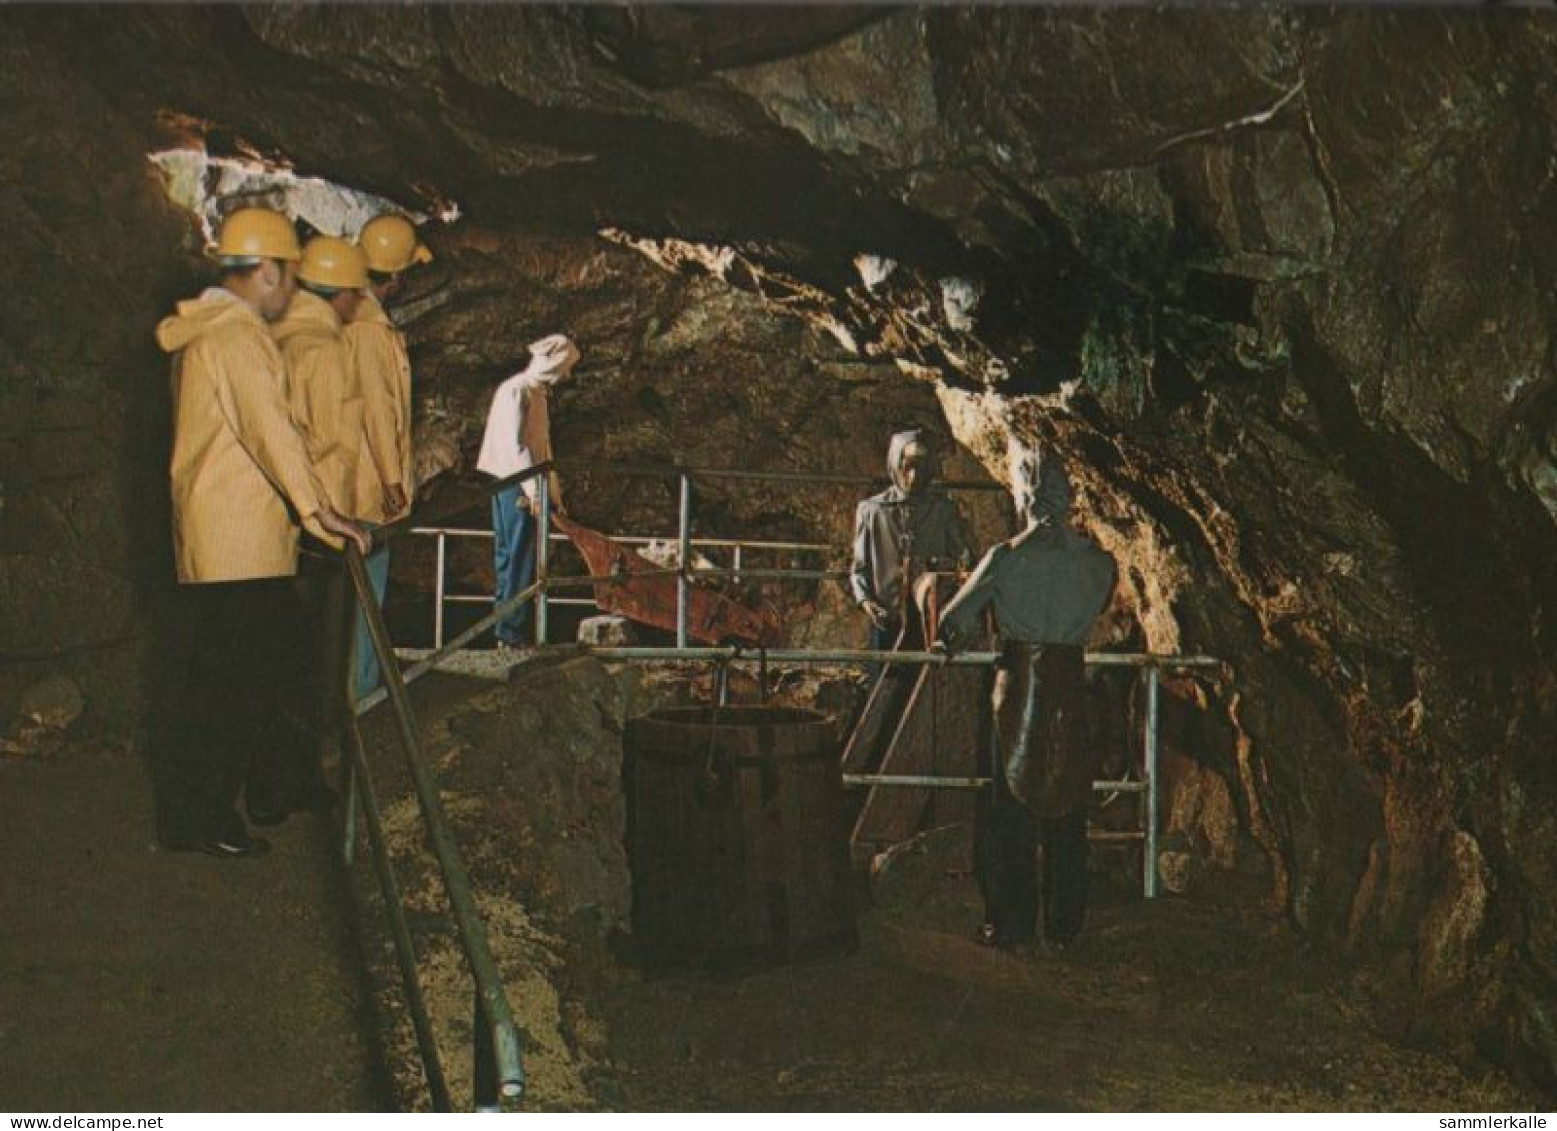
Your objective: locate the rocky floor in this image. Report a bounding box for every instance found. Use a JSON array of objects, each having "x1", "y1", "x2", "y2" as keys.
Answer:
[{"x1": 356, "y1": 659, "x2": 1548, "y2": 1112}]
